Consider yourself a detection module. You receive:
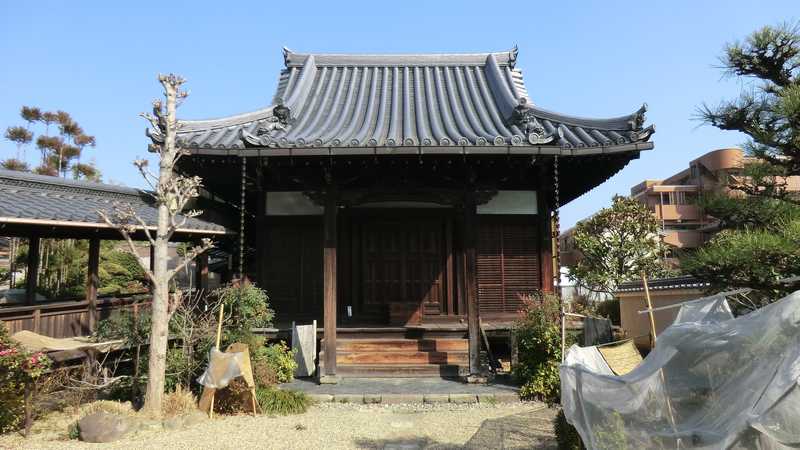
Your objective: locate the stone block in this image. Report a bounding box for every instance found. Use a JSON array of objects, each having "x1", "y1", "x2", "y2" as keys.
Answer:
[
  {"x1": 493, "y1": 393, "x2": 520, "y2": 403},
  {"x1": 363, "y1": 394, "x2": 382, "y2": 404},
  {"x1": 307, "y1": 394, "x2": 334, "y2": 403},
  {"x1": 423, "y1": 394, "x2": 449, "y2": 404},
  {"x1": 448, "y1": 394, "x2": 478, "y2": 404},
  {"x1": 477, "y1": 394, "x2": 496, "y2": 404},
  {"x1": 318, "y1": 375, "x2": 340, "y2": 384},
  {"x1": 334, "y1": 394, "x2": 364, "y2": 404},
  {"x1": 381, "y1": 394, "x2": 424, "y2": 404}
]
